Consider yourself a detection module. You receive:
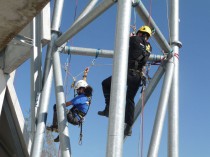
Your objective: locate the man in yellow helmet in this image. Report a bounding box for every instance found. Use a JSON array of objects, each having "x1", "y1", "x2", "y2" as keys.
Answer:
[{"x1": 98, "y1": 25, "x2": 152, "y2": 136}]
